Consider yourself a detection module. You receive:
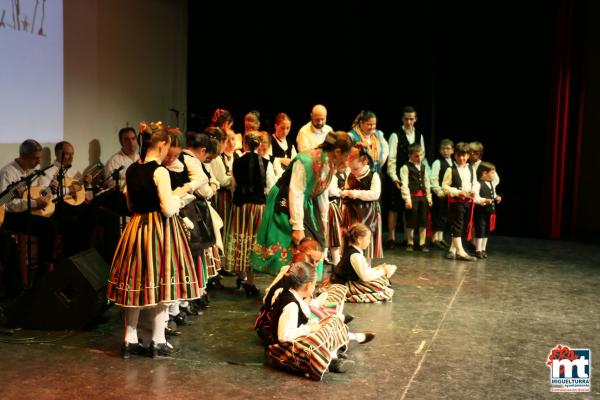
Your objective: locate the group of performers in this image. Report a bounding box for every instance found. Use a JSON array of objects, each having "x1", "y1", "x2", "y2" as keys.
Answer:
[{"x1": 0, "y1": 103, "x2": 501, "y2": 380}]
